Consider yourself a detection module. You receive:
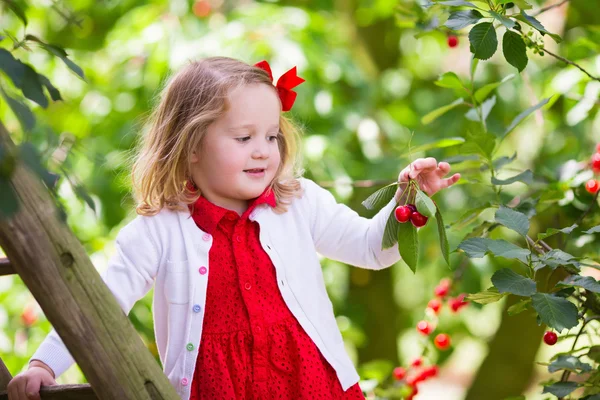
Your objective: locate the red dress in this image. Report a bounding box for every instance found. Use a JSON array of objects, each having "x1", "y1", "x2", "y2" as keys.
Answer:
[{"x1": 187, "y1": 189, "x2": 364, "y2": 400}]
